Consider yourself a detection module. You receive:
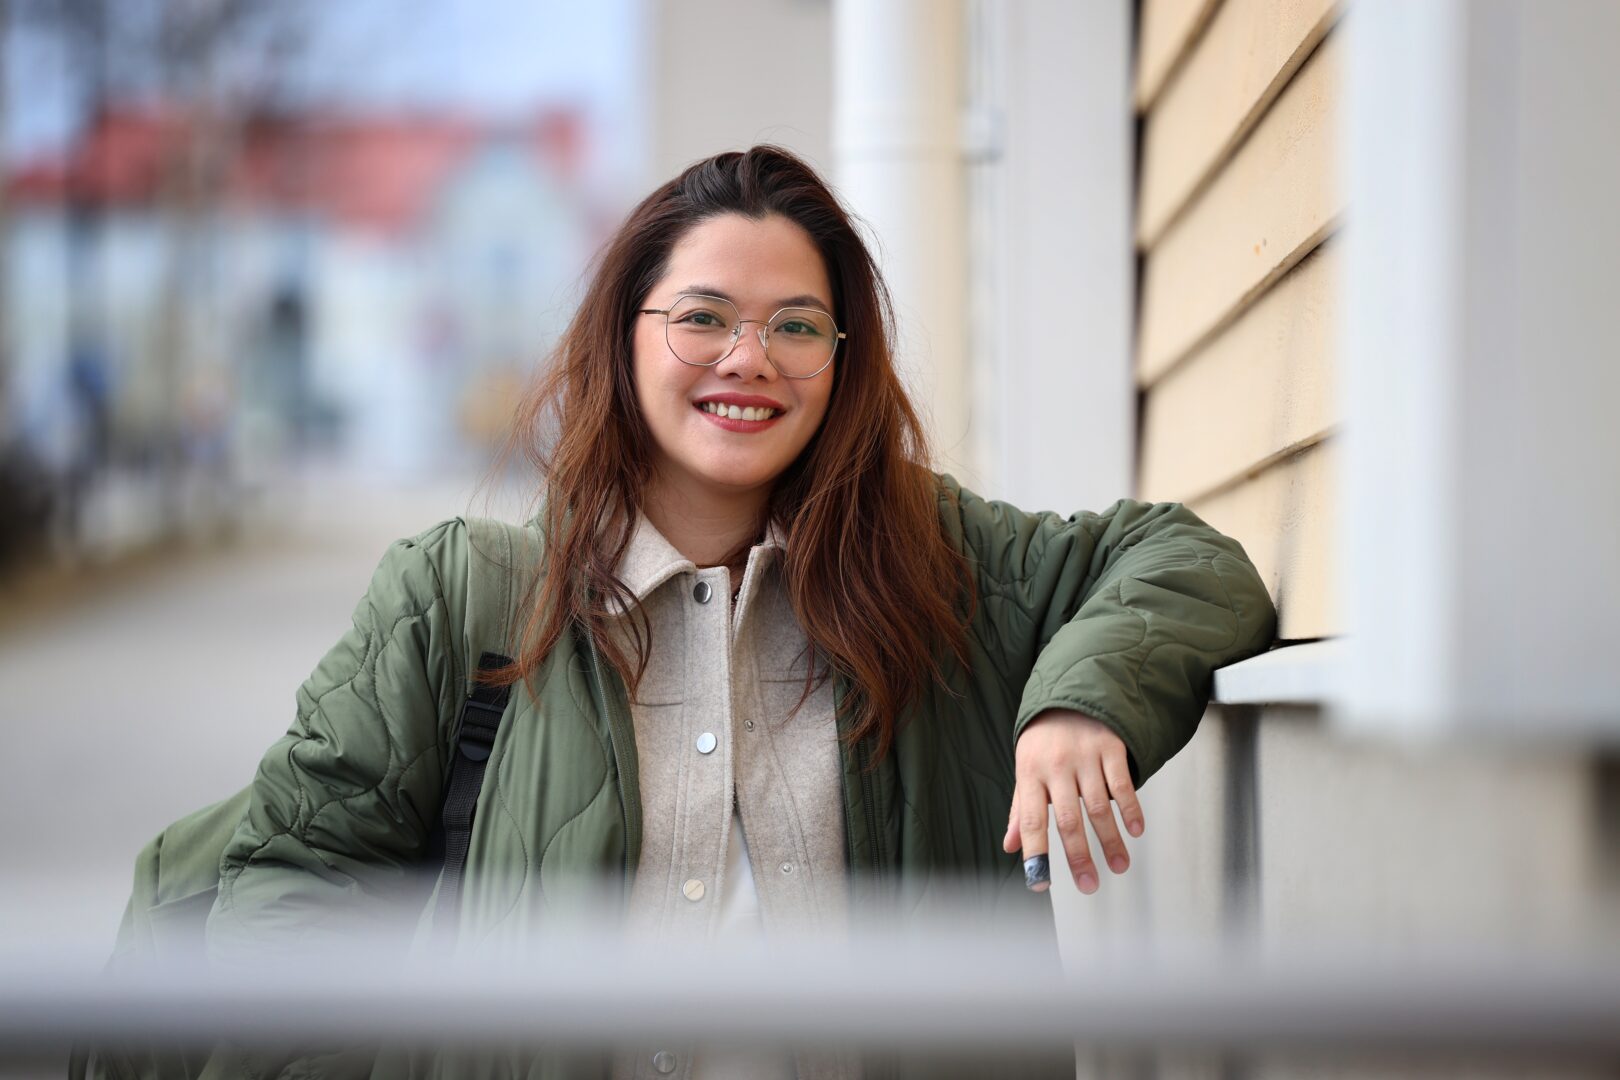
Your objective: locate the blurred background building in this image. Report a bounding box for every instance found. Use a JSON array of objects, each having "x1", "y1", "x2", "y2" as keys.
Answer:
[
  {"x1": 2, "y1": 0, "x2": 1617, "y2": 1076},
  {"x1": 0, "y1": 0, "x2": 634, "y2": 562}
]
